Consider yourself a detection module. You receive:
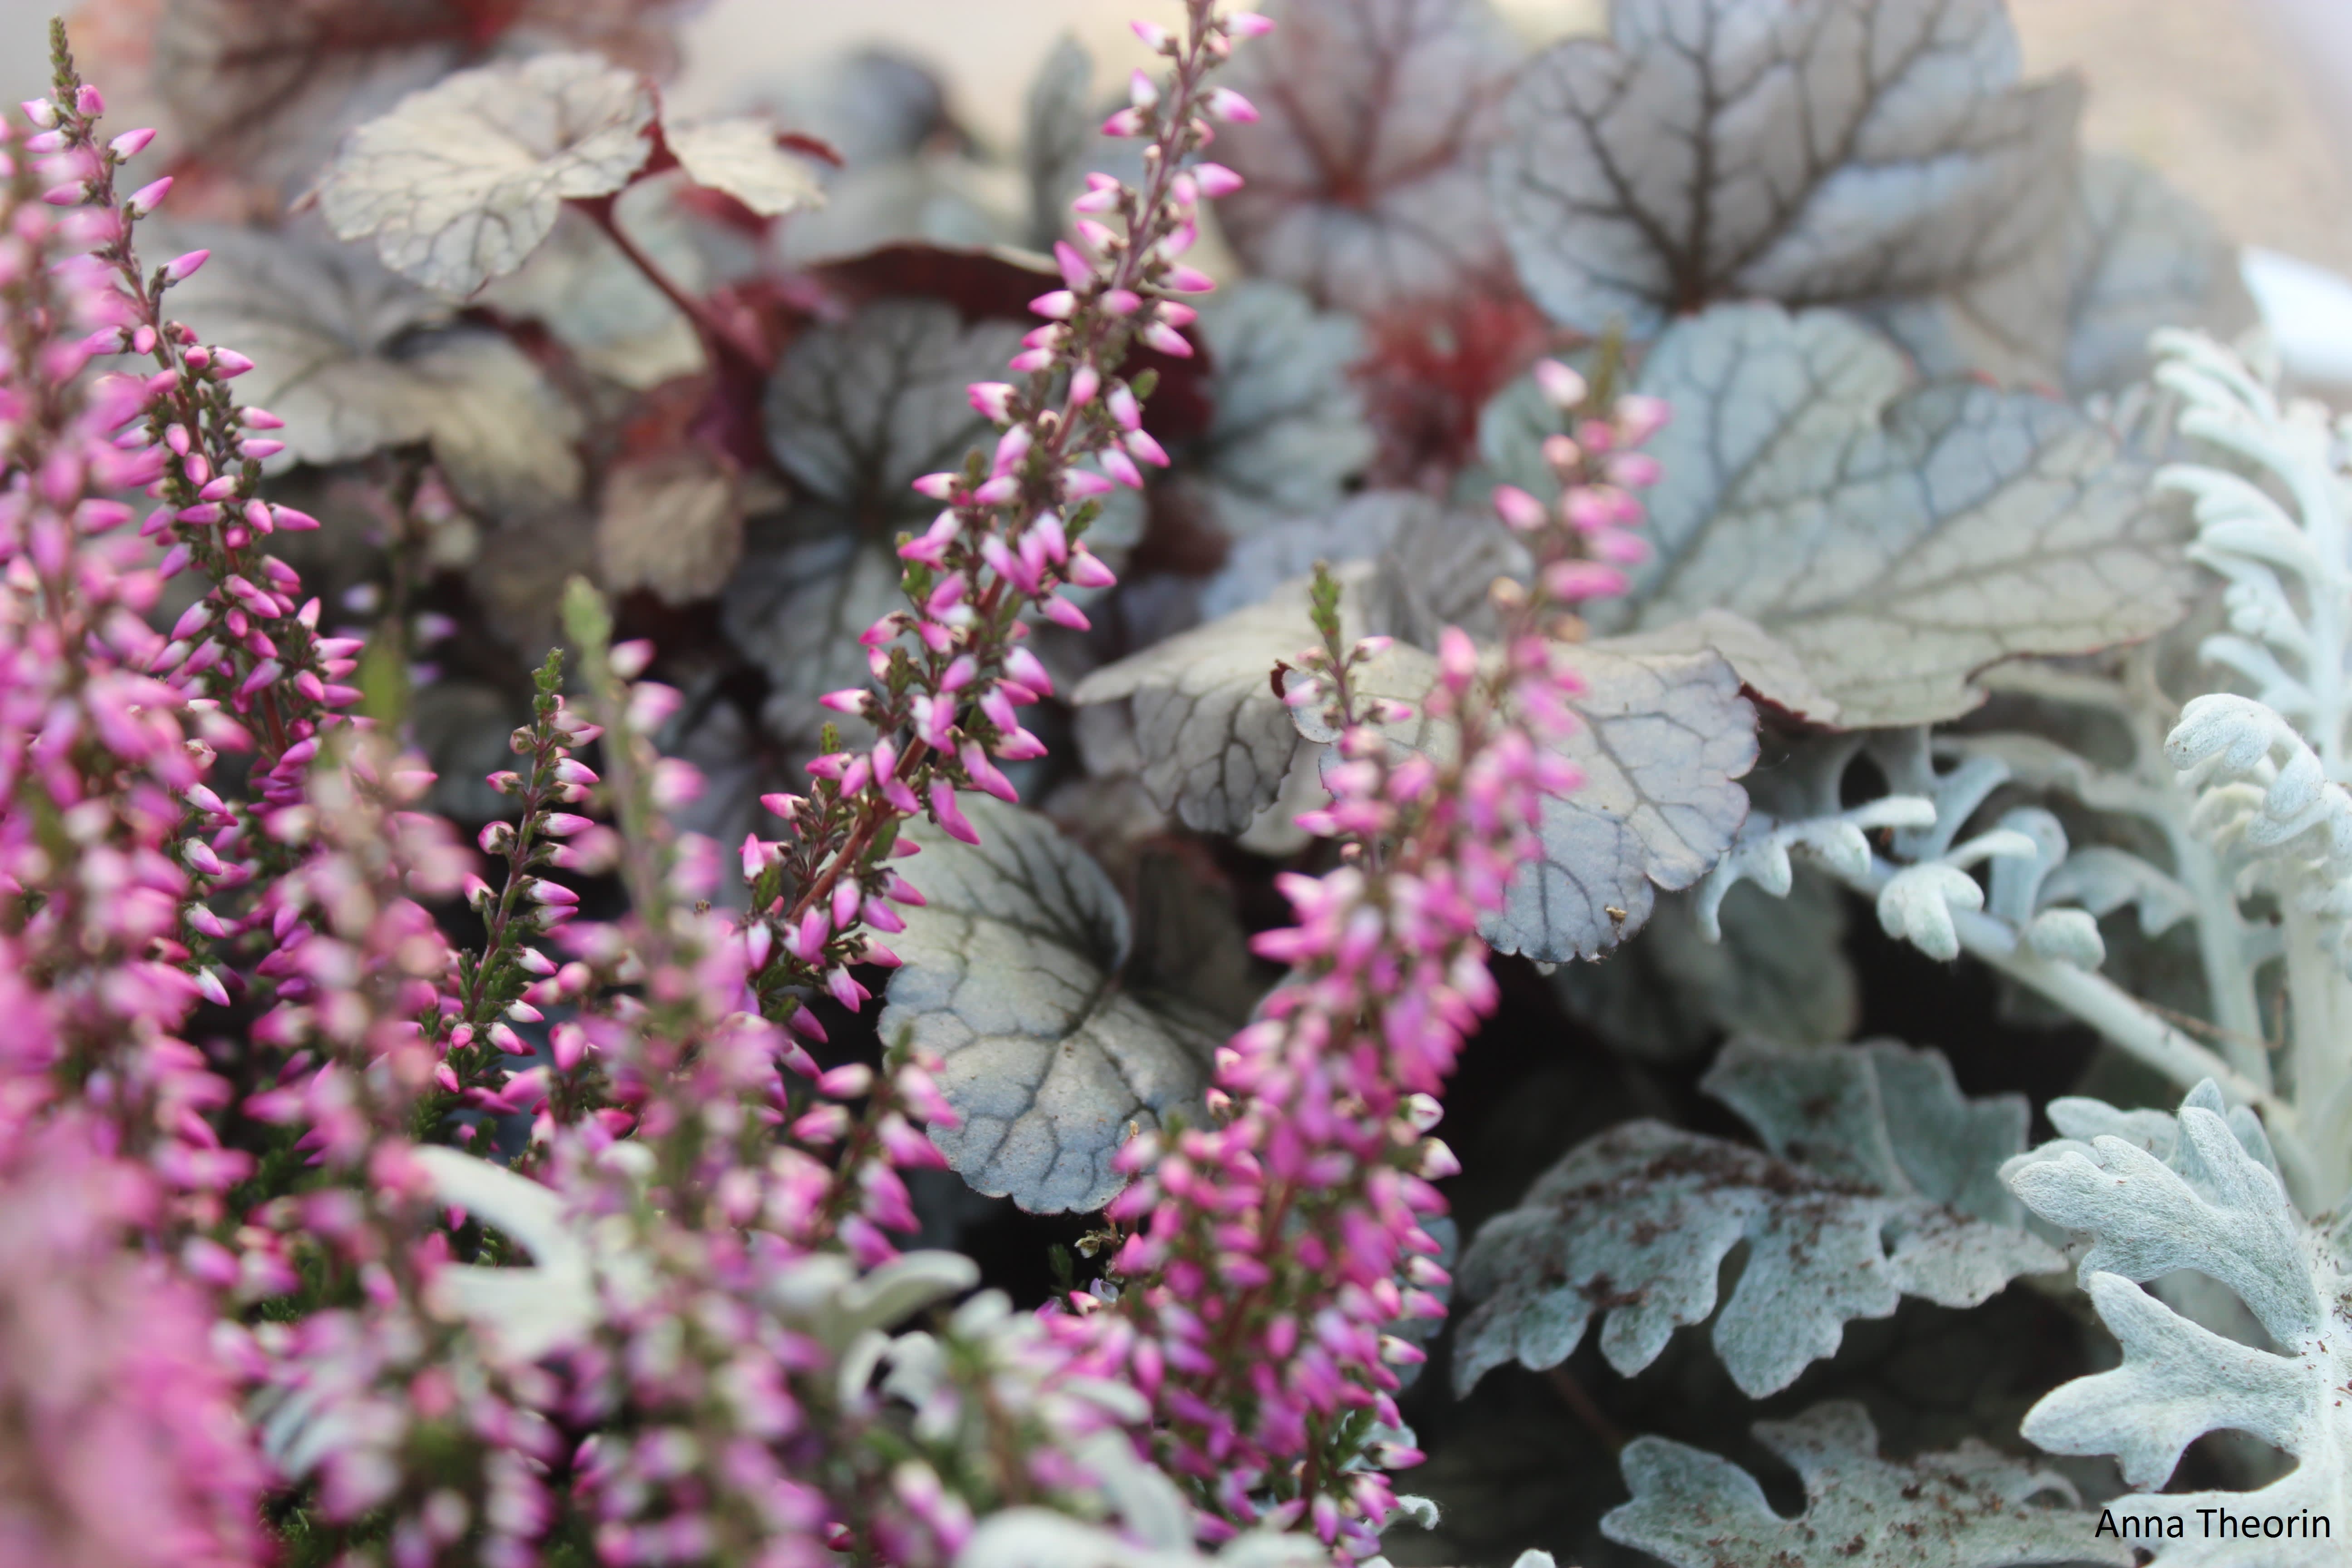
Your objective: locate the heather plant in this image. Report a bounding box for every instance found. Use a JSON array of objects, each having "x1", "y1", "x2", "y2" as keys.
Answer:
[{"x1": 1, "y1": 0, "x2": 2343, "y2": 1565}]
